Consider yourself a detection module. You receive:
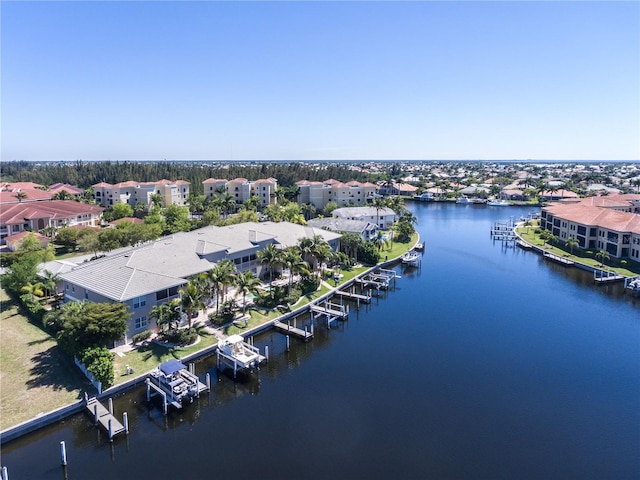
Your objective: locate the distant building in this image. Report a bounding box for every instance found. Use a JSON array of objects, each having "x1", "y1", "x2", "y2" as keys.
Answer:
[
  {"x1": 0, "y1": 200, "x2": 104, "y2": 245},
  {"x1": 378, "y1": 182, "x2": 418, "y2": 196},
  {"x1": 202, "y1": 177, "x2": 278, "y2": 207},
  {"x1": 332, "y1": 206, "x2": 397, "y2": 230},
  {"x1": 296, "y1": 179, "x2": 377, "y2": 210},
  {"x1": 92, "y1": 179, "x2": 190, "y2": 208},
  {"x1": 0, "y1": 182, "x2": 52, "y2": 204},
  {"x1": 307, "y1": 217, "x2": 377, "y2": 241},
  {"x1": 49, "y1": 183, "x2": 84, "y2": 198},
  {"x1": 4, "y1": 231, "x2": 50, "y2": 252}
]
